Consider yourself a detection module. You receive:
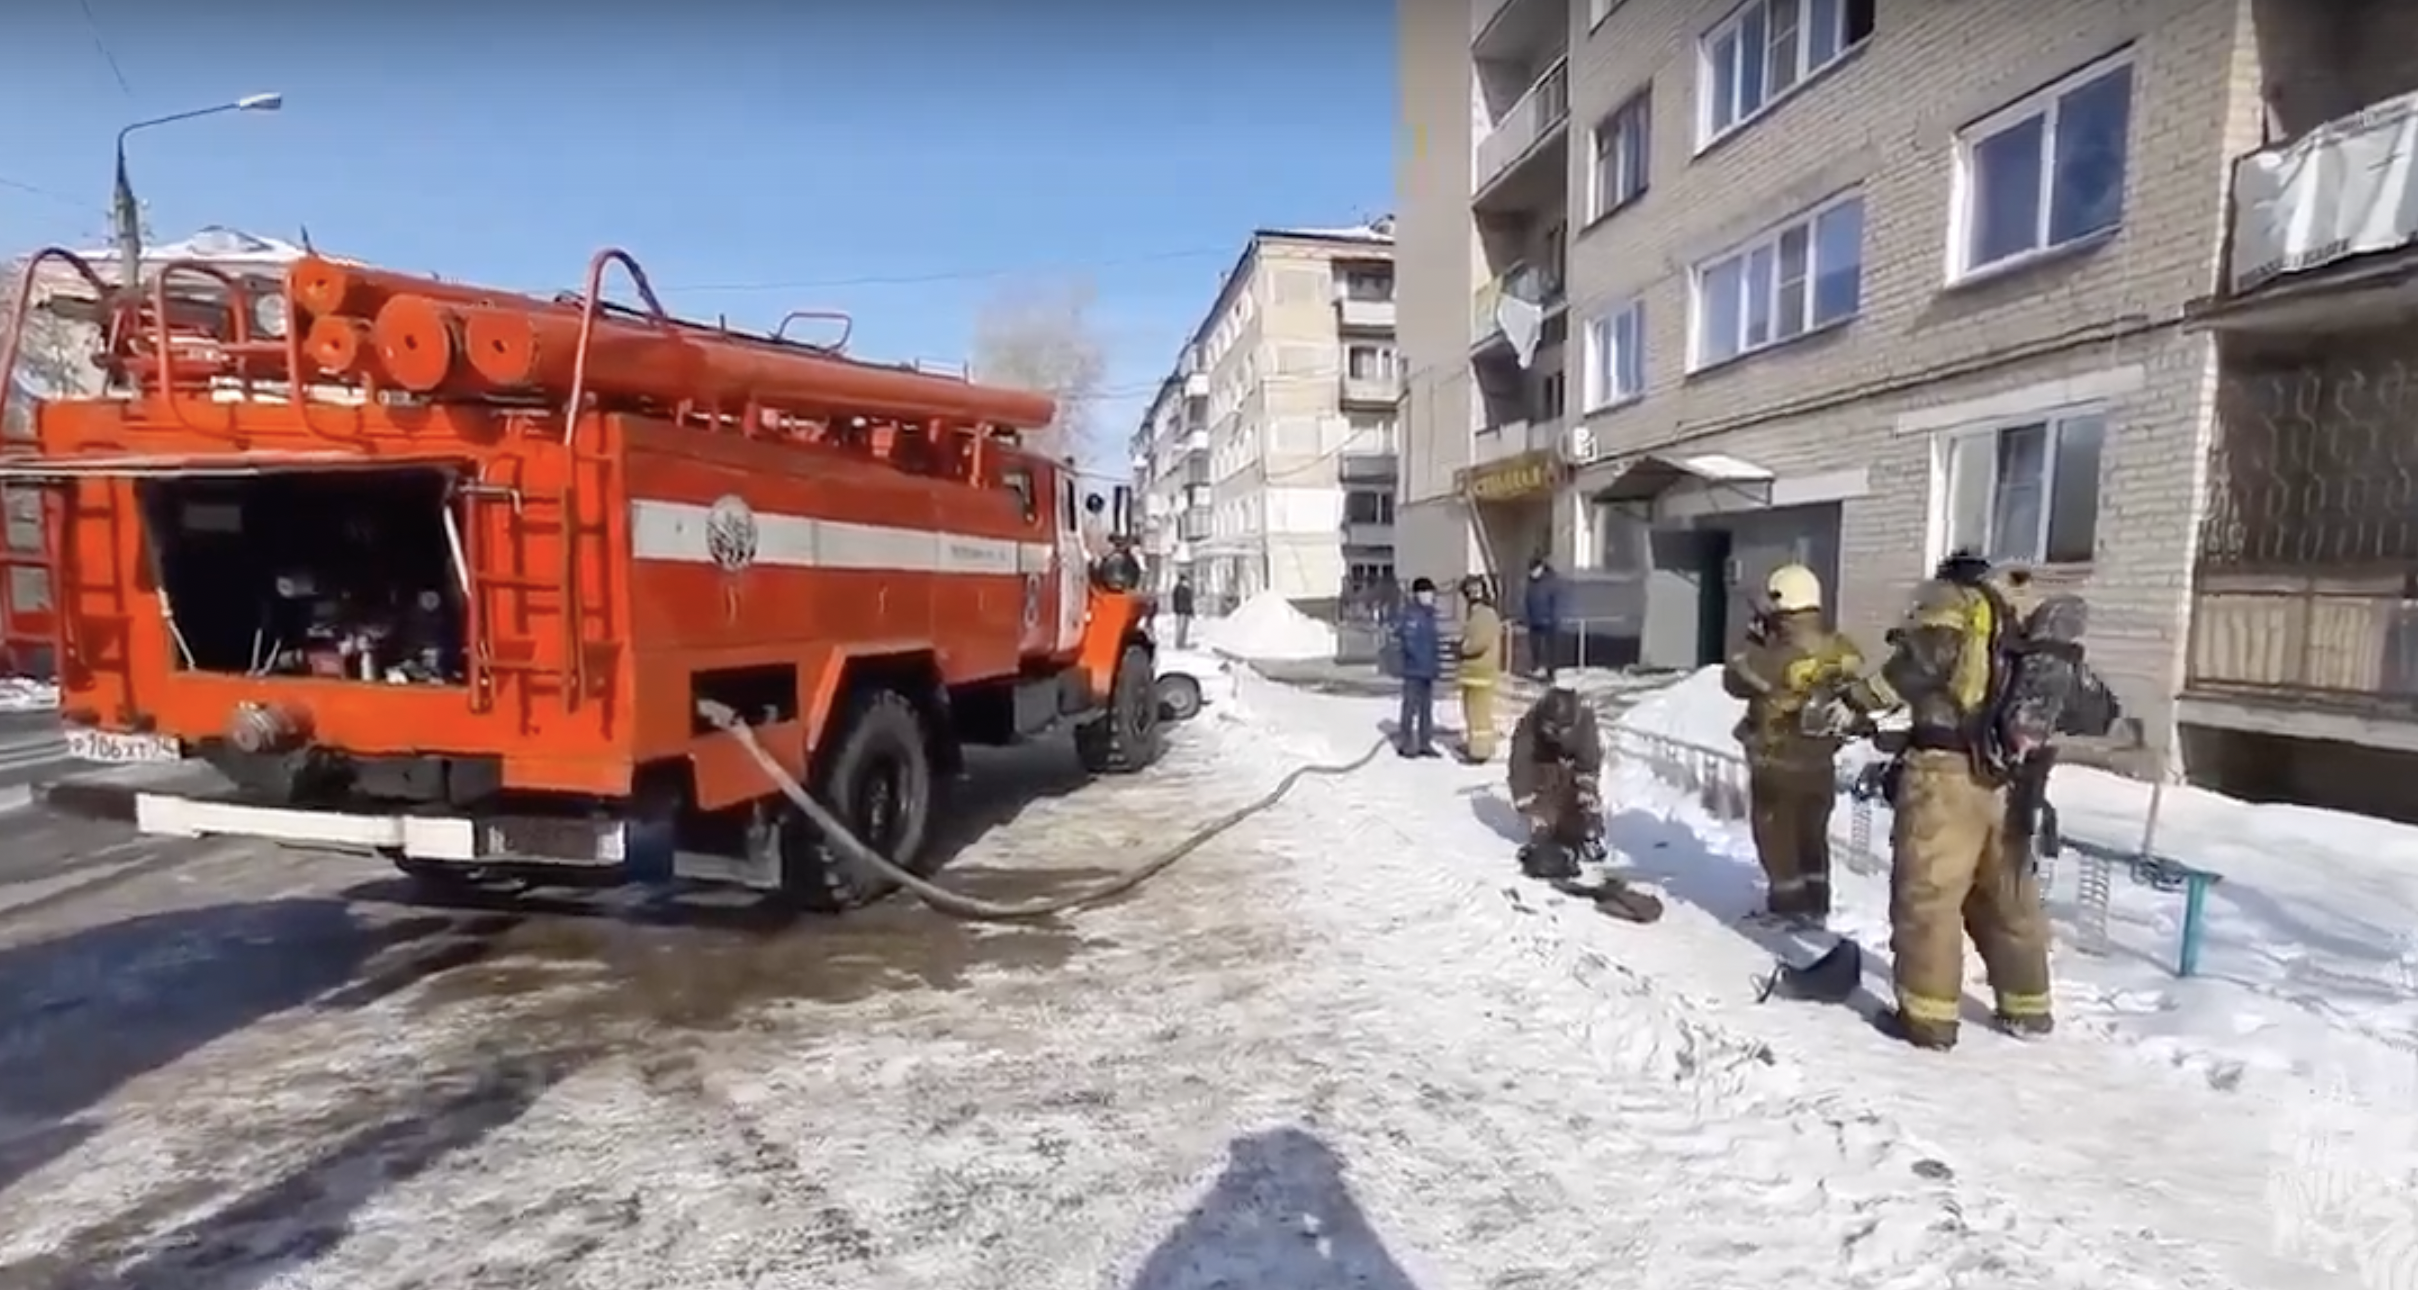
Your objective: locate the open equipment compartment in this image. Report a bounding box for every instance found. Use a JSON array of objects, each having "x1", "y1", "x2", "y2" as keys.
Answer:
[{"x1": 136, "y1": 465, "x2": 470, "y2": 686}]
